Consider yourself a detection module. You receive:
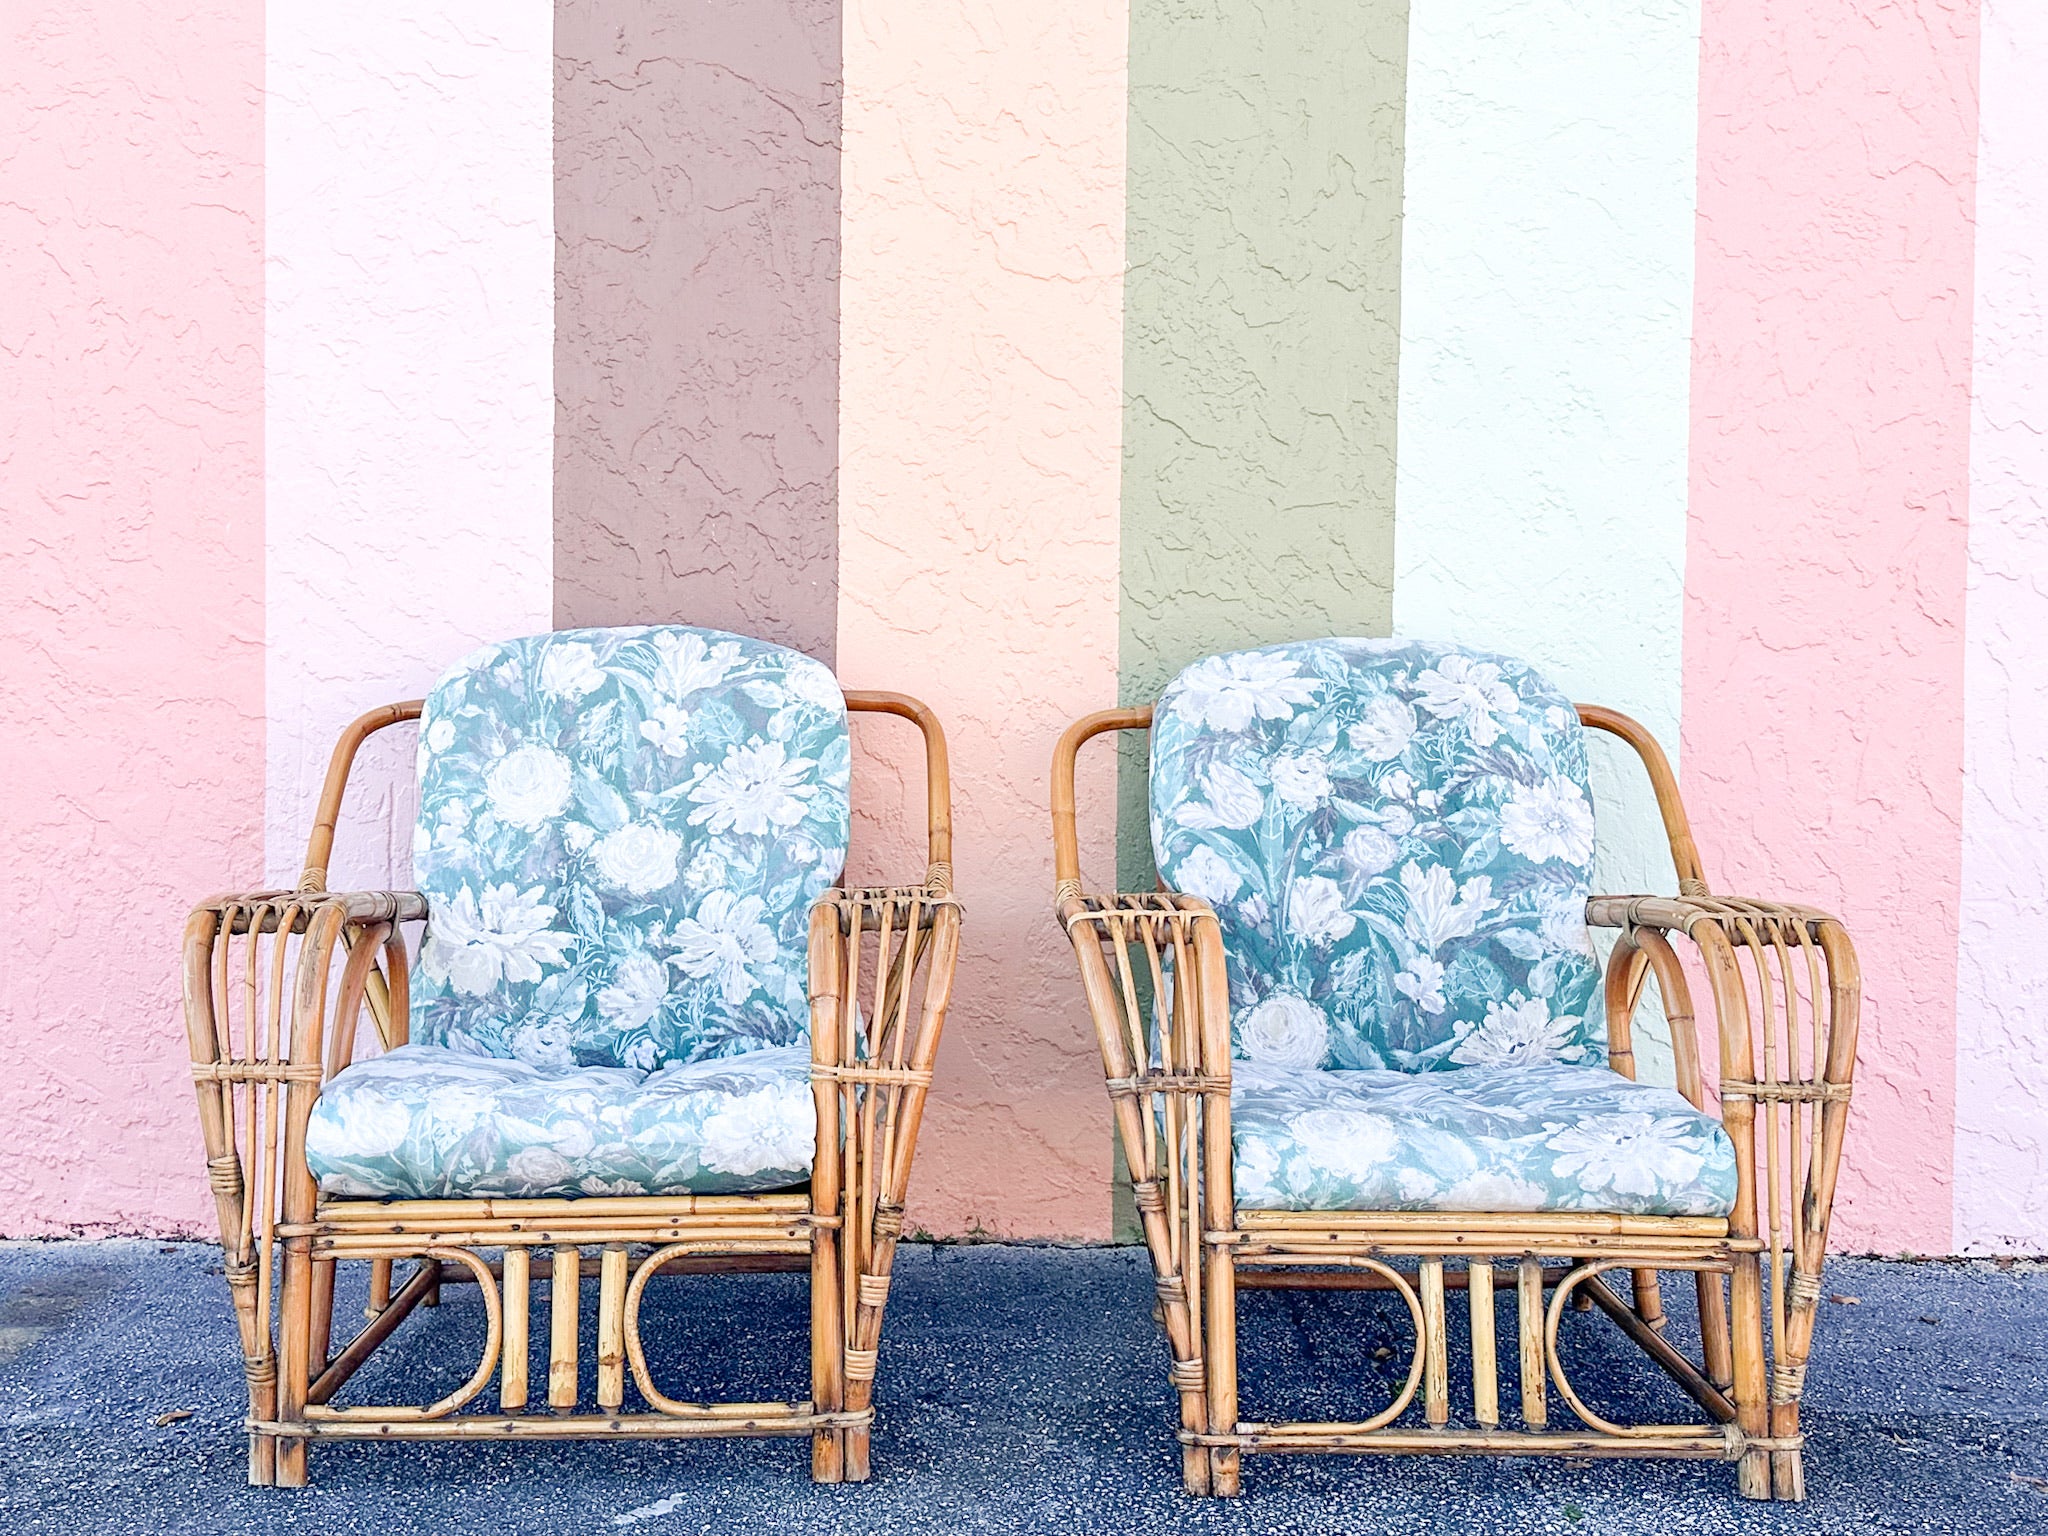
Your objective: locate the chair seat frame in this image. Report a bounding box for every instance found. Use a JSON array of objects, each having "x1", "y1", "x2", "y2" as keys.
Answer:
[
  {"x1": 1051, "y1": 703, "x2": 1859, "y2": 1501},
  {"x1": 184, "y1": 690, "x2": 960, "y2": 1487}
]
